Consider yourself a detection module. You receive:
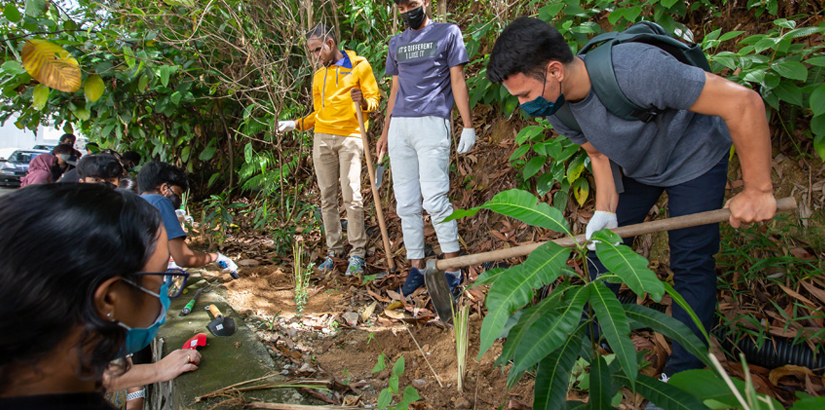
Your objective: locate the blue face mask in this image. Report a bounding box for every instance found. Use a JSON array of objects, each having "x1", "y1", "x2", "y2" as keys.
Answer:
[
  {"x1": 520, "y1": 74, "x2": 565, "y2": 117},
  {"x1": 117, "y1": 281, "x2": 170, "y2": 356}
]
